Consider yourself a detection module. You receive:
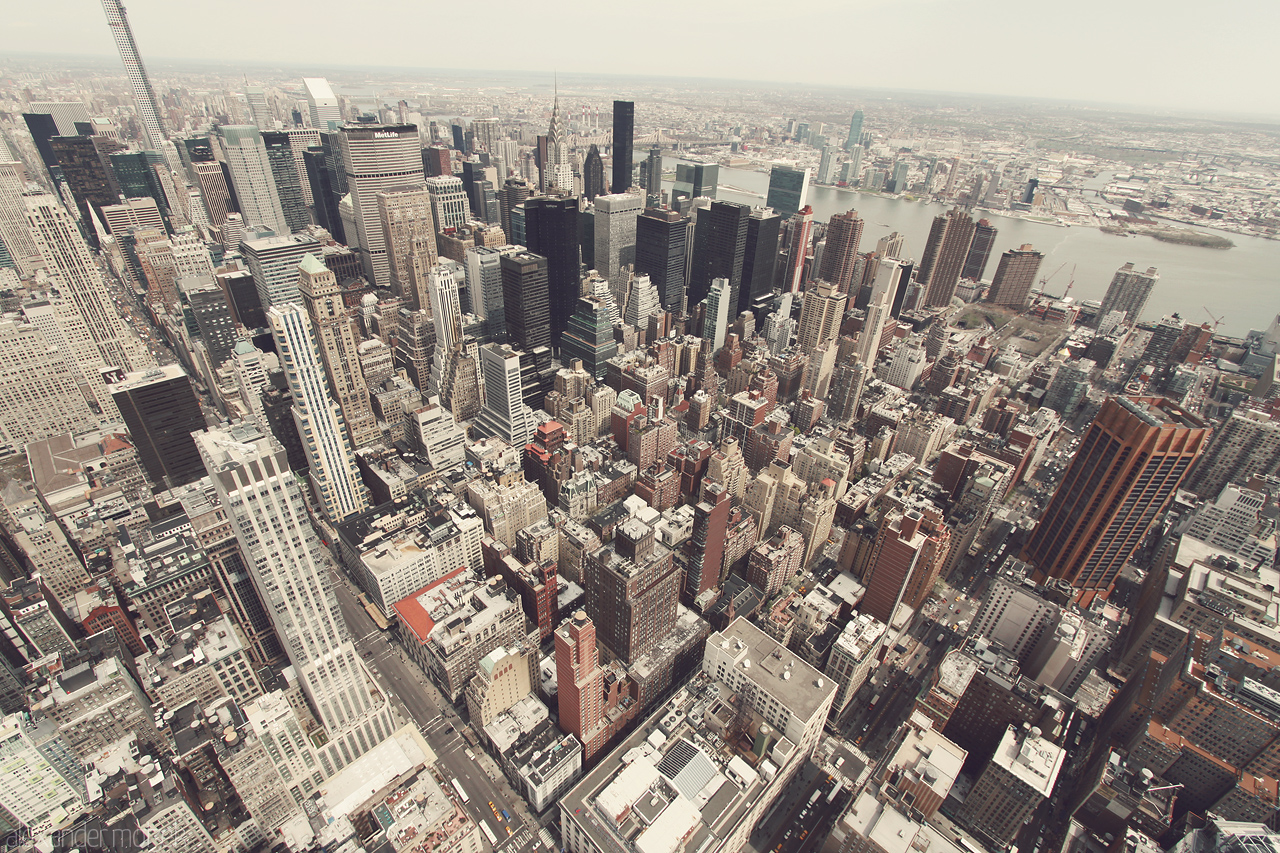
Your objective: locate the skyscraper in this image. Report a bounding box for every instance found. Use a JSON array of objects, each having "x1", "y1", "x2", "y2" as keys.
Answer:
[
  {"x1": 244, "y1": 86, "x2": 272, "y2": 128},
  {"x1": 303, "y1": 77, "x2": 343, "y2": 131},
  {"x1": 499, "y1": 176, "x2": 532, "y2": 238},
  {"x1": 543, "y1": 96, "x2": 573, "y2": 193},
  {"x1": 110, "y1": 365, "x2": 208, "y2": 491},
  {"x1": 1023, "y1": 396, "x2": 1210, "y2": 600},
  {"x1": 818, "y1": 209, "x2": 864, "y2": 293},
  {"x1": 672, "y1": 162, "x2": 718, "y2": 202},
  {"x1": 611, "y1": 101, "x2": 634, "y2": 194},
  {"x1": 473, "y1": 344, "x2": 536, "y2": 447},
  {"x1": 582, "y1": 145, "x2": 605, "y2": 201},
  {"x1": 858, "y1": 258, "x2": 906, "y2": 366},
  {"x1": 765, "y1": 164, "x2": 810, "y2": 218},
  {"x1": 217, "y1": 126, "x2": 288, "y2": 234},
  {"x1": 689, "y1": 200, "x2": 749, "y2": 307},
  {"x1": 917, "y1": 207, "x2": 976, "y2": 309},
  {"x1": 961, "y1": 218, "x2": 998, "y2": 281},
  {"x1": 268, "y1": 303, "x2": 369, "y2": 522},
  {"x1": 702, "y1": 277, "x2": 732, "y2": 352},
  {"x1": 741, "y1": 207, "x2": 781, "y2": 315},
  {"x1": 643, "y1": 147, "x2": 663, "y2": 207},
  {"x1": 556, "y1": 611, "x2": 606, "y2": 761},
  {"x1": 783, "y1": 206, "x2": 814, "y2": 295},
  {"x1": 297, "y1": 254, "x2": 380, "y2": 449},
  {"x1": 49, "y1": 135, "x2": 119, "y2": 228},
  {"x1": 796, "y1": 280, "x2": 847, "y2": 355},
  {"x1": 593, "y1": 193, "x2": 642, "y2": 296},
  {"x1": 25, "y1": 193, "x2": 146, "y2": 375},
  {"x1": 523, "y1": 196, "x2": 581, "y2": 346},
  {"x1": 339, "y1": 124, "x2": 424, "y2": 288},
  {"x1": 100, "y1": 0, "x2": 166, "y2": 150},
  {"x1": 465, "y1": 244, "x2": 522, "y2": 341},
  {"x1": 260, "y1": 131, "x2": 309, "y2": 233},
  {"x1": 191, "y1": 160, "x2": 233, "y2": 227},
  {"x1": 196, "y1": 424, "x2": 397, "y2": 774},
  {"x1": 635, "y1": 208, "x2": 689, "y2": 313},
  {"x1": 559, "y1": 296, "x2": 619, "y2": 380},
  {"x1": 501, "y1": 251, "x2": 552, "y2": 354},
  {"x1": 844, "y1": 110, "x2": 864, "y2": 152},
  {"x1": 0, "y1": 160, "x2": 42, "y2": 276},
  {"x1": 377, "y1": 187, "x2": 438, "y2": 310},
  {"x1": 1097, "y1": 263, "x2": 1159, "y2": 327},
  {"x1": 424, "y1": 175, "x2": 471, "y2": 232},
  {"x1": 985, "y1": 244, "x2": 1044, "y2": 309}
]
